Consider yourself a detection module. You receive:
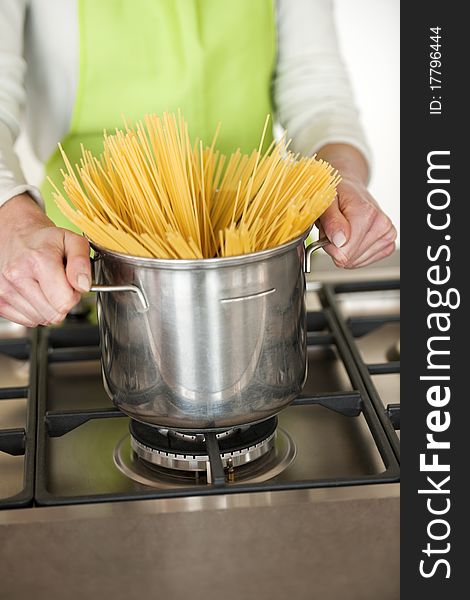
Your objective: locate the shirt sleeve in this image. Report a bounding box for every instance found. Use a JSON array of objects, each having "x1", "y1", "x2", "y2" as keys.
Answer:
[
  {"x1": 274, "y1": 0, "x2": 372, "y2": 167},
  {"x1": 0, "y1": 0, "x2": 43, "y2": 209}
]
